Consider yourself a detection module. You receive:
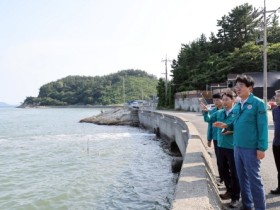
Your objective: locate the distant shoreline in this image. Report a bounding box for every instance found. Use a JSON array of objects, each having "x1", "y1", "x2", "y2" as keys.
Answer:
[{"x1": 17, "y1": 104, "x2": 123, "y2": 109}]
